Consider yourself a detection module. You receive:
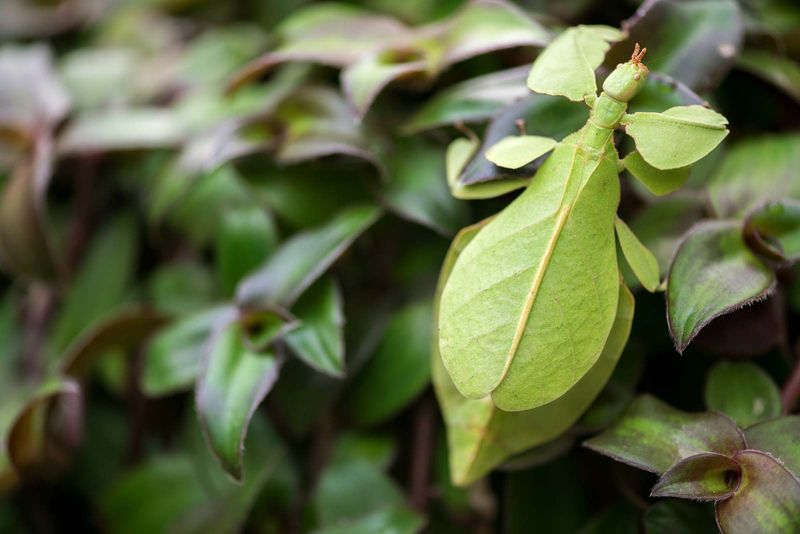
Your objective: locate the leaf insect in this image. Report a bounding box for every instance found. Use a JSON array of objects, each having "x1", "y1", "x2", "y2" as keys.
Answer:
[{"x1": 438, "y1": 27, "x2": 729, "y2": 412}]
